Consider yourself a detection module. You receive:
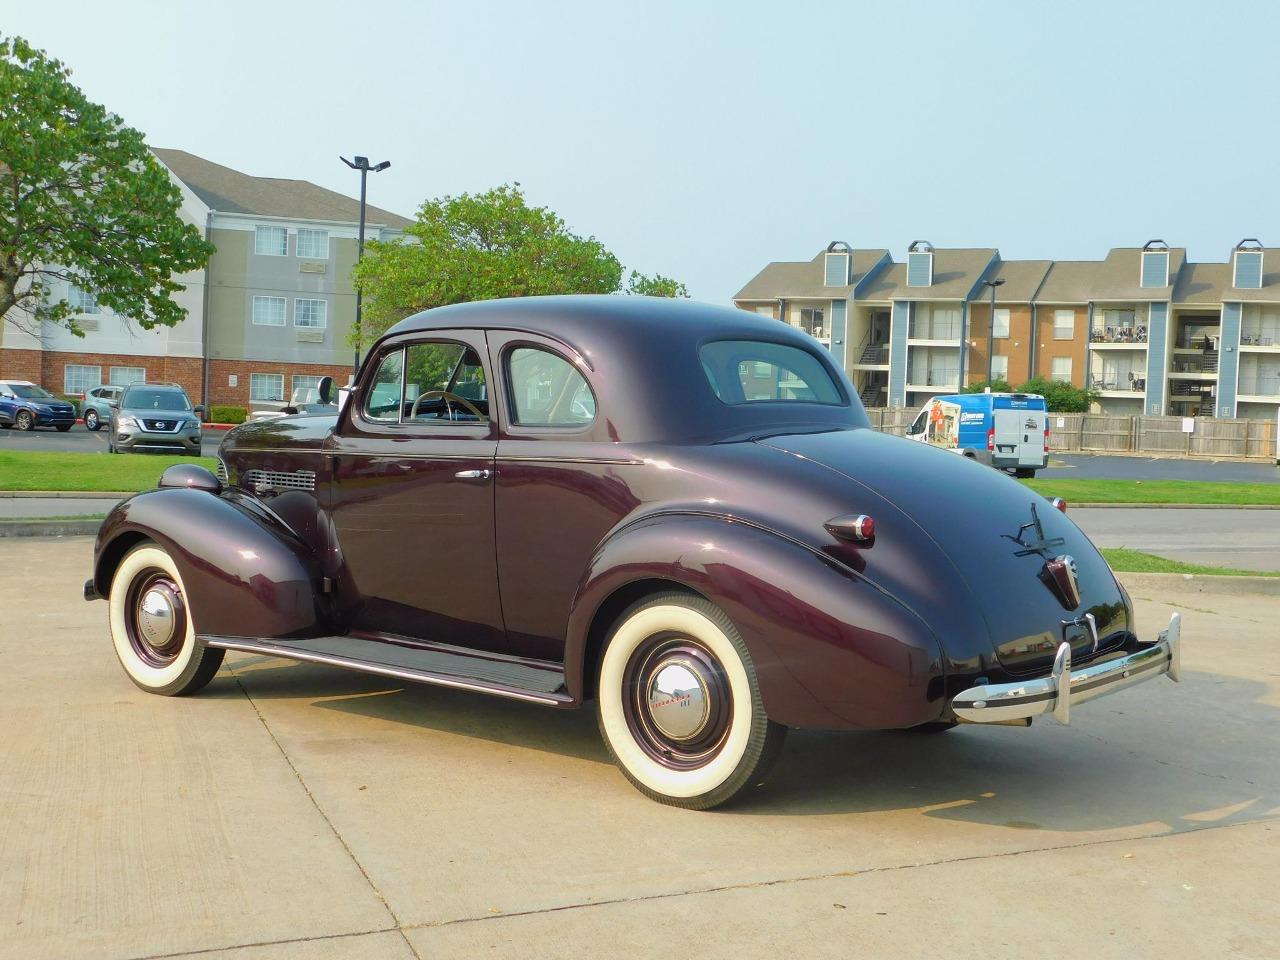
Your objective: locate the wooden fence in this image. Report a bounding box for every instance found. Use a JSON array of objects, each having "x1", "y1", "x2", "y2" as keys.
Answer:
[{"x1": 865, "y1": 409, "x2": 1277, "y2": 460}]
